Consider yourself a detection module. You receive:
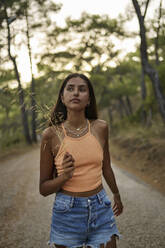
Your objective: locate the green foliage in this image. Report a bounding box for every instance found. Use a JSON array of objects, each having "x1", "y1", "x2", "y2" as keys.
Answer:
[
  {"x1": 41, "y1": 51, "x2": 76, "y2": 61},
  {"x1": 108, "y1": 60, "x2": 140, "y2": 99},
  {"x1": 0, "y1": 120, "x2": 24, "y2": 148},
  {"x1": 158, "y1": 62, "x2": 165, "y2": 93},
  {"x1": 90, "y1": 72, "x2": 109, "y2": 109},
  {"x1": 24, "y1": 75, "x2": 62, "y2": 132},
  {"x1": 0, "y1": 0, "x2": 165, "y2": 149},
  {"x1": 66, "y1": 12, "x2": 125, "y2": 36},
  {"x1": 0, "y1": 69, "x2": 15, "y2": 85},
  {"x1": 0, "y1": 85, "x2": 24, "y2": 148}
]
